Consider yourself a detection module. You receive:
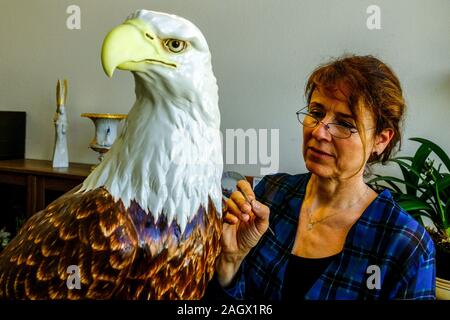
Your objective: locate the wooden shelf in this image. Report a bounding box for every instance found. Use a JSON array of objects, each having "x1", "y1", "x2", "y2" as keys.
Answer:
[{"x1": 0, "y1": 159, "x2": 91, "y2": 179}]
